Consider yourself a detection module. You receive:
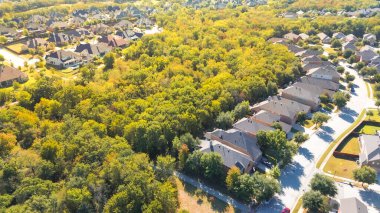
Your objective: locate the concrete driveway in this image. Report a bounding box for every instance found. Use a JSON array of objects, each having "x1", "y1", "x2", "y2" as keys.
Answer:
[{"x1": 257, "y1": 62, "x2": 374, "y2": 212}]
